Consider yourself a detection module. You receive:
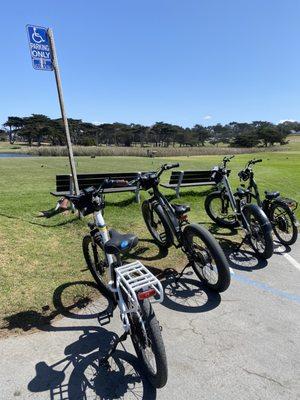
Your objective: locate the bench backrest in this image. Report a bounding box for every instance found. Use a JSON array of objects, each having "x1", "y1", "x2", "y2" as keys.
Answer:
[
  {"x1": 168, "y1": 170, "x2": 212, "y2": 185},
  {"x1": 181, "y1": 170, "x2": 212, "y2": 184},
  {"x1": 168, "y1": 169, "x2": 231, "y2": 184},
  {"x1": 56, "y1": 172, "x2": 139, "y2": 192}
]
